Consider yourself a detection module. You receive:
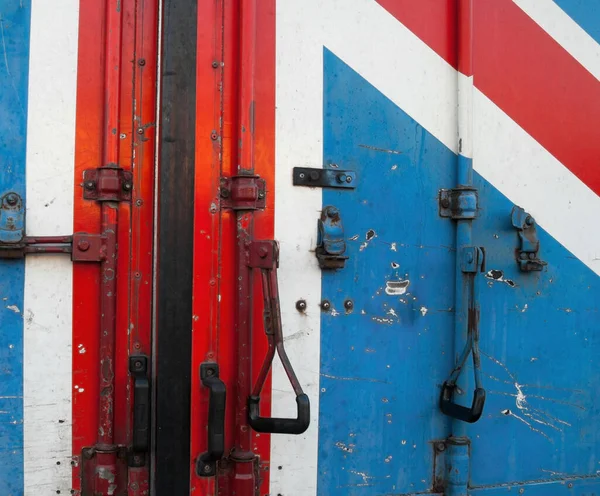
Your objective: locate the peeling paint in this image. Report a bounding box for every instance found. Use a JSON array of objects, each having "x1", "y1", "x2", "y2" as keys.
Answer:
[
  {"x1": 419, "y1": 306, "x2": 428, "y2": 316},
  {"x1": 385, "y1": 279, "x2": 409, "y2": 295},
  {"x1": 485, "y1": 269, "x2": 516, "y2": 287},
  {"x1": 6, "y1": 304, "x2": 20, "y2": 313},
  {"x1": 335, "y1": 441, "x2": 355, "y2": 453}
]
